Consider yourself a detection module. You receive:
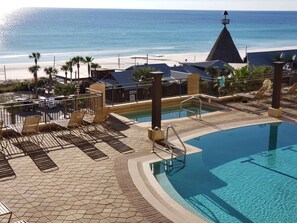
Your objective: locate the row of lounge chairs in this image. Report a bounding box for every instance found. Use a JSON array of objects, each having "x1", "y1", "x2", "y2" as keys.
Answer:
[
  {"x1": 236, "y1": 81, "x2": 297, "y2": 103},
  {"x1": 0, "y1": 107, "x2": 111, "y2": 159},
  {"x1": 0, "y1": 110, "x2": 111, "y2": 223}
]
